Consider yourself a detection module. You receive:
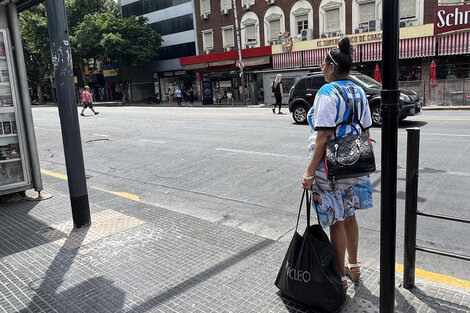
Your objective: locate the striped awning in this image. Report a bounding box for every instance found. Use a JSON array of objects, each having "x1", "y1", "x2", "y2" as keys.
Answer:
[
  {"x1": 400, "y1": 36, "x2": 435, "y2": 59},
  {"x1": 363, "y1": 36, "x2": 435, "y2": 61},
  {"x1": 303, "y1": 48, "x2": 329, "y2": 67},
  {"x1": 438, "y1": 31, "x2": 470, "y2": 56},
  {"x1": 303, "y1": 45, "x2": 361, "y2": 67},
  {"x1": 362, "y1": 42, "x2": 382, "y2": 62},
  {"x1": 273, "y1": 51, "x2": 302, "y2": 69}
]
